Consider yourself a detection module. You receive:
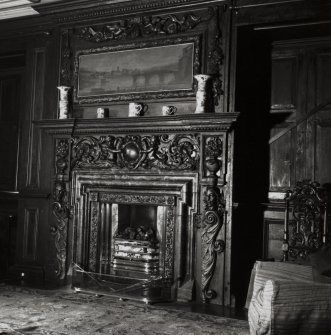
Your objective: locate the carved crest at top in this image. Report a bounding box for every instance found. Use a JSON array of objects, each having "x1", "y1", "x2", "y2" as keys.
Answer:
[{"x1": 75, "y1": 13, "x2": 202, "y2": 42}]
